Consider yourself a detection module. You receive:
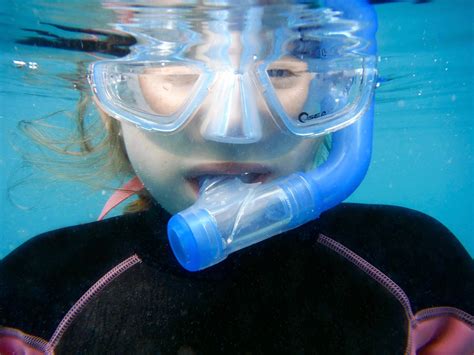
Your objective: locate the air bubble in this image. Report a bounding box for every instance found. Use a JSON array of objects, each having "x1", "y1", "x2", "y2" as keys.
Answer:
[{"x1": 13, "y1": 60, "x2": 26, "y2": 68}]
